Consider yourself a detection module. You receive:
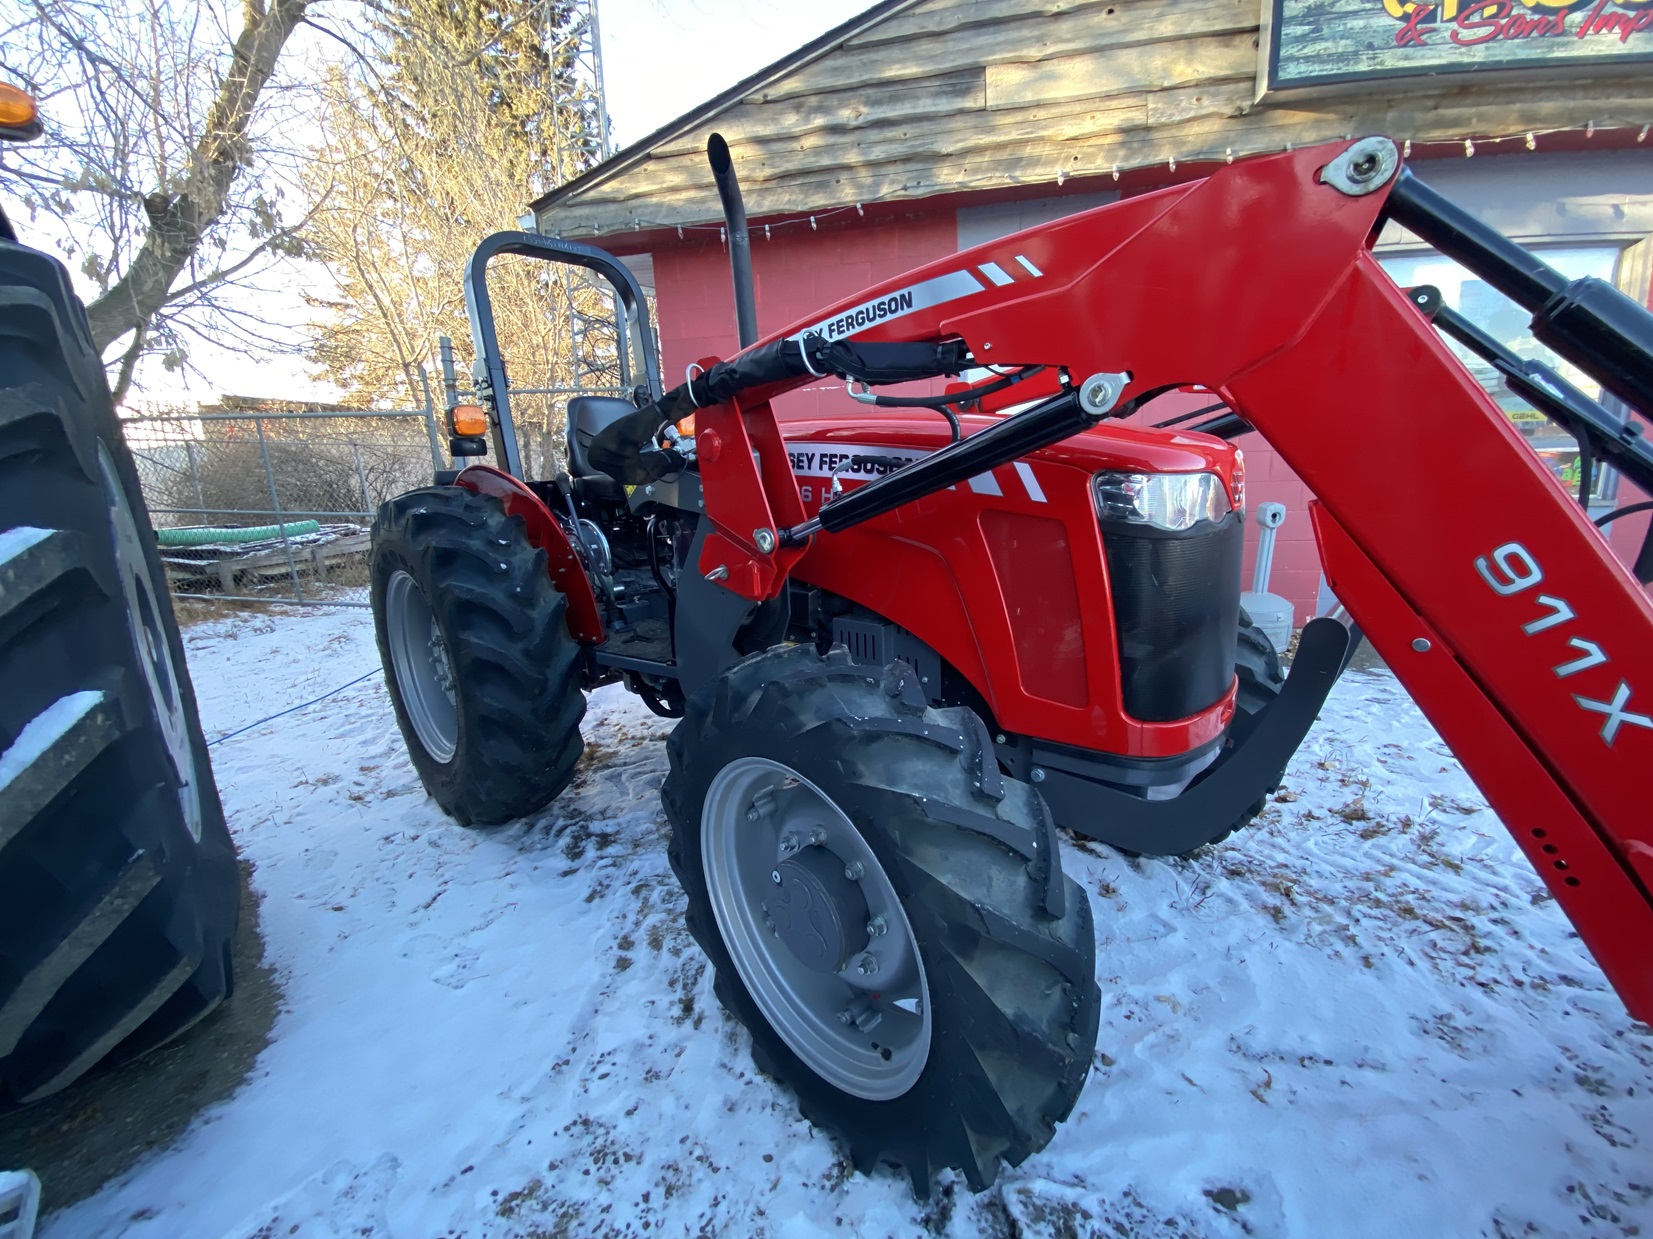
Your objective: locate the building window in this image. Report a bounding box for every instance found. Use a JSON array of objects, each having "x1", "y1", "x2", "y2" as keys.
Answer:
[{"x1": 1380, "y1": 246, "x2": 1624, "y2": 506}]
